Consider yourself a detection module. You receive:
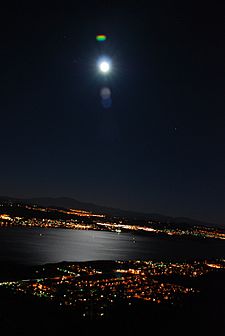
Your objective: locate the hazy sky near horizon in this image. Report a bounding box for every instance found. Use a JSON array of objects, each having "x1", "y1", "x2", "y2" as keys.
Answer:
[{"x1": 0, "y1": 2, "x2": 224, "y2": 225}]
